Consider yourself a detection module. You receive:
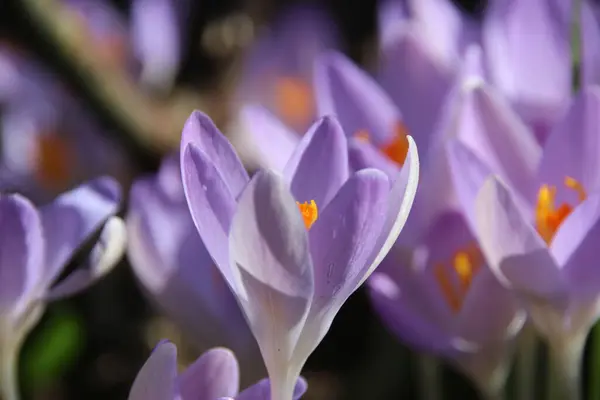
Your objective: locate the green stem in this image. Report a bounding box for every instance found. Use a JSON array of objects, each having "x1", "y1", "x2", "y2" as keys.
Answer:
[
  {"x1": 571, "y1": 0, "x2": 582, "y2": 92},
  {"x1": 546, "y1": 334, "x2": 585, "y2": 400},
  {"x1": 588, "y1": 325, "x2": 600, "y2": 400},
  {"x1": 516, "y1": 326, "x2": 539, "y2": 400},
  {"x1": 417, "y1": 354, "x2": 441, "y2": 400},
  {"x1": 0, "y1": 342, "x2": 21, "y2": 400}
]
